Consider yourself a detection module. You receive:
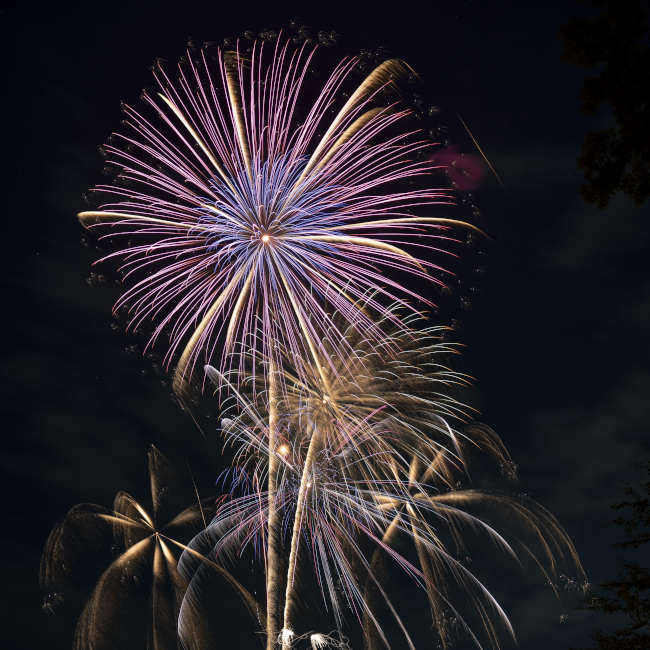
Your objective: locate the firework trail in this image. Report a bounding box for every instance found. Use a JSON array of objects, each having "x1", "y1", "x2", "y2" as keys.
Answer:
[
  {"x1": 266, "y1": 358, "x2": 283, "y2": 647},
  {"x1": 40, "y1": 446, "x2": 260, "y2": 650},
  {"x1": 78, "y1": 37, "x2": 480, "y2": 397}
]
